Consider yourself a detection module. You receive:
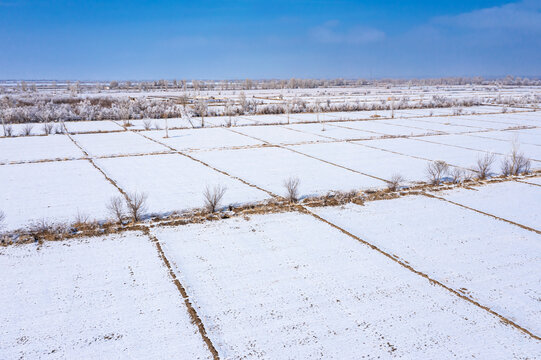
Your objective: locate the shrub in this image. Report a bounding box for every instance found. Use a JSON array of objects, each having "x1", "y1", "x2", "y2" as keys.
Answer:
[
  {"x1": 21, "y1": 124, "x2": 34, "y2": 136},
  {"x1": 107, "y1": 196, "x2": 125, "y2": 223},
  {"x1": 426, "y1": 160, "x2": 449, "y2": 185},
  {"x1": 475, "y1": 153, "x2": 495, "y2": 180},
  {"x1": 203, "y1": 185, "x2": 227, "y2": 212},
  {"x1": 42, "y1": 122, "x2": 54, "y2": 135},
  {"x1": 283, "y1": 177, "x2": 300, "y2": 202},
  {"x1": 54, "y1": 124, "x2": 65, "y2": 134},
  {"x1": 387, "y1": 173, "x2": 405, "y2": 191},
  {"x1": 143, "y1": 120, "x2": 152, "y2": 130},
  {"x1": 125, "y1": 192, "x2": 148, "y2": 222},
  {"x1": 501, "y1": 146, "x2": 531, "y2": 176},
  {"x1": 73, "y1": 210, "x2": 90, "y2": 226},
  {"x1": 450, "y1": 167, "x2": 463, "y2": 183}
]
